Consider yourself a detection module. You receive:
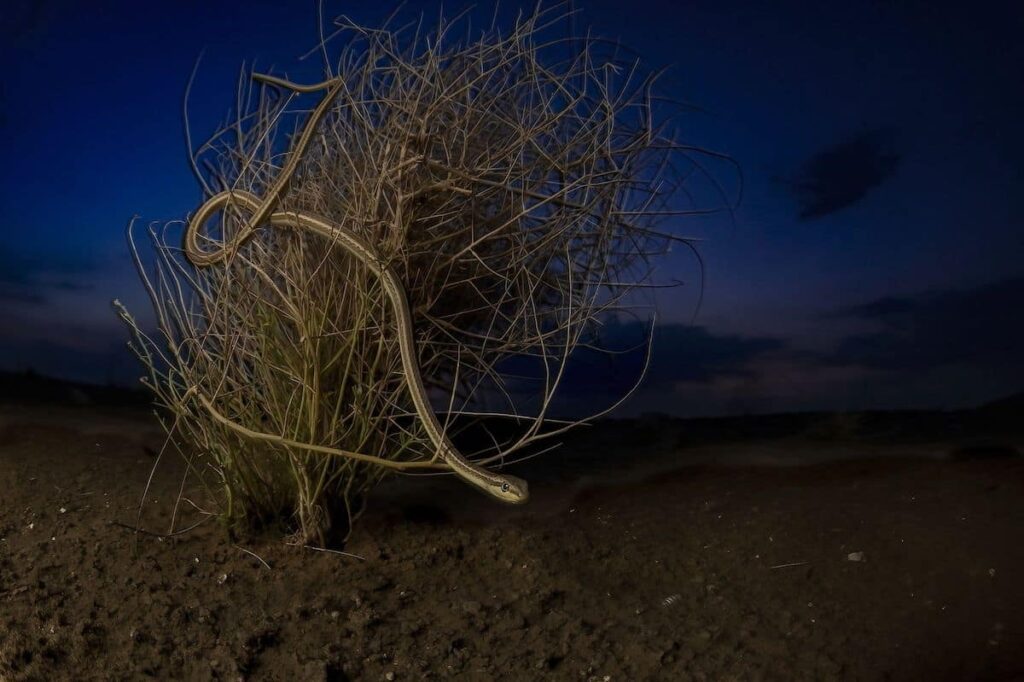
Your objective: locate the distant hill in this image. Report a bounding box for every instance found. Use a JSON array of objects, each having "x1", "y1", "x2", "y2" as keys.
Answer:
[
  {"x1": 977, "y1": 391, "x2": 1024, "y2": 416},
  {"x1": 0, "y1": 370, "x2": 151, "y2": 407},
  {"x1": 0, "y1": 369, "x2": 1018, "y2": 443}
]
